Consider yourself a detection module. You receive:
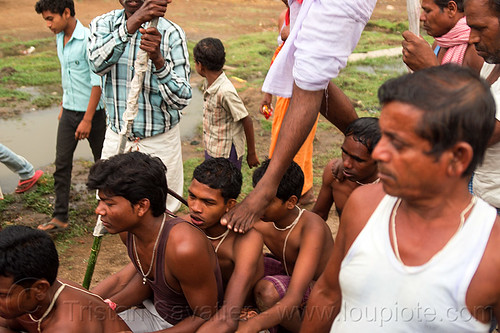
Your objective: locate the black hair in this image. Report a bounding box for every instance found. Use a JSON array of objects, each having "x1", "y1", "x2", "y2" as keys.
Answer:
[
  {"x1": 193, "y1": 37, "x2": 226, "y2": 71},
  {"x1": 344, "y1": 117, "x2": 381, "y2": 154},
  {"x1": 378, "y1": 63, "x2": 495, "y2": 176},
  {"x1": 252, "y1": 159, "x2": 304, "y2": 202},
  {"x1": 0, "y1": 226, "x2": 59, "y2": 287},
  {"x1": 488, "y1": 0, "x2": 500, "y2": 12},
  {"x1": 35, "y1": 0, "x2": 75, "y2": 16},
  {"x1": 87, "y1": 151, "x2": 167, "y2": 217},
  {"x1": 192, "y1": 158, "x2": 242, "y2": 203},
  {"x1": 435, "y1": 0, "x2": 464, "y2": 12}
]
